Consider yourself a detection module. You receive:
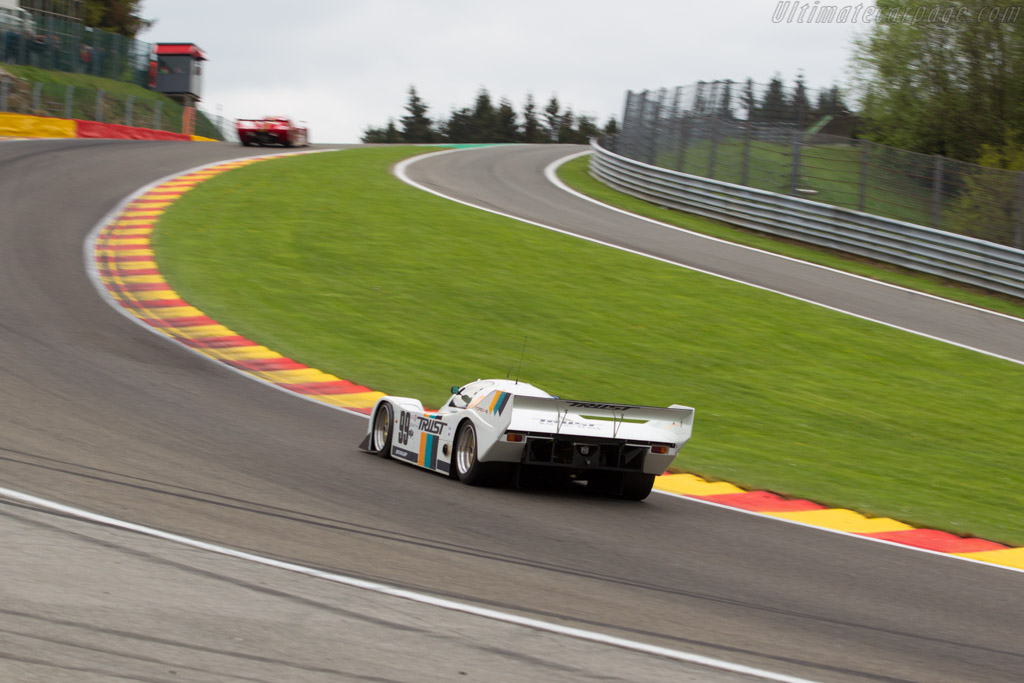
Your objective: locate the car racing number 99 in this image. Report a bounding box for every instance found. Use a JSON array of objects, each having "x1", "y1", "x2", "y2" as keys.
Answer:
[
  {"x1": 398, "y1": 410, "x2": 414, "y2": 446},
  {"x1": 393, "y1": 410, "x2": 449, "y2": 471}
]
